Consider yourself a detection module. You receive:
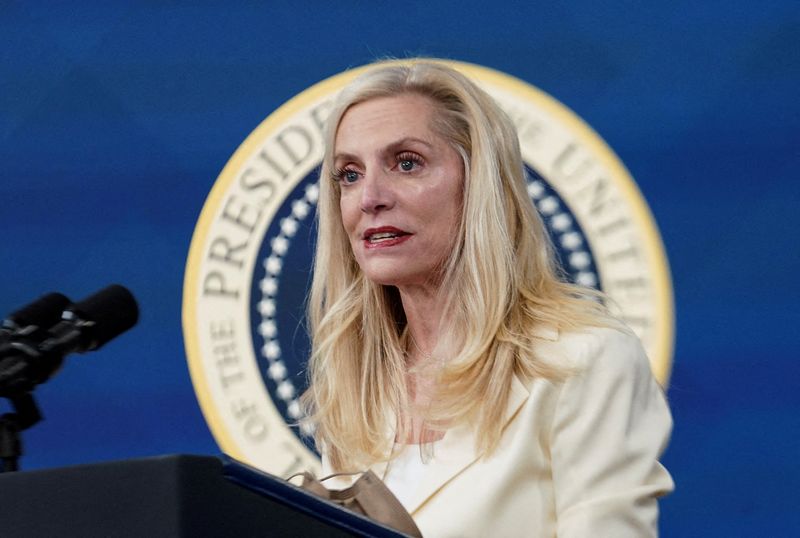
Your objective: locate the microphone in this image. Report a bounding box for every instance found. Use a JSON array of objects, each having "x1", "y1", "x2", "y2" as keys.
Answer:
[
  {"x1": 0, "y1": 285, "x2": 139, "y2": 397},
  {"x1": 50, "y1": 284, "x2": 139, "y2": 353},
  {"x1": 0, "y1": 292, "x2": 72, "y2": 341}
]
